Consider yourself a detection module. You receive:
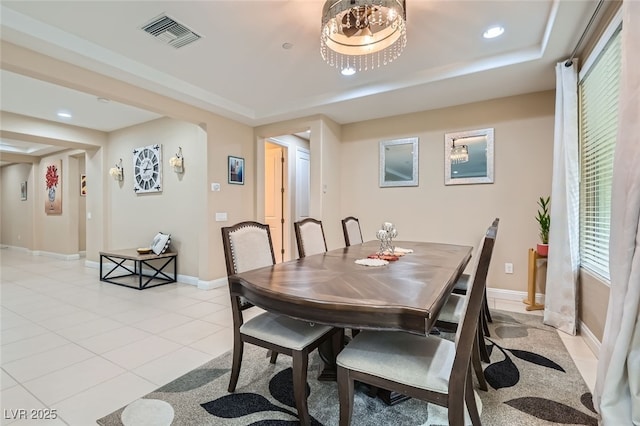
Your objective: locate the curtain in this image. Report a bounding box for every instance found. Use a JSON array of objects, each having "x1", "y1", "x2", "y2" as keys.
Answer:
[
  {"x1": 543, "y1": 61, "x2": 580, "y2": 336},
  {"x1": 595, "y1": 1, "x2": 640, "y2": 424}
]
